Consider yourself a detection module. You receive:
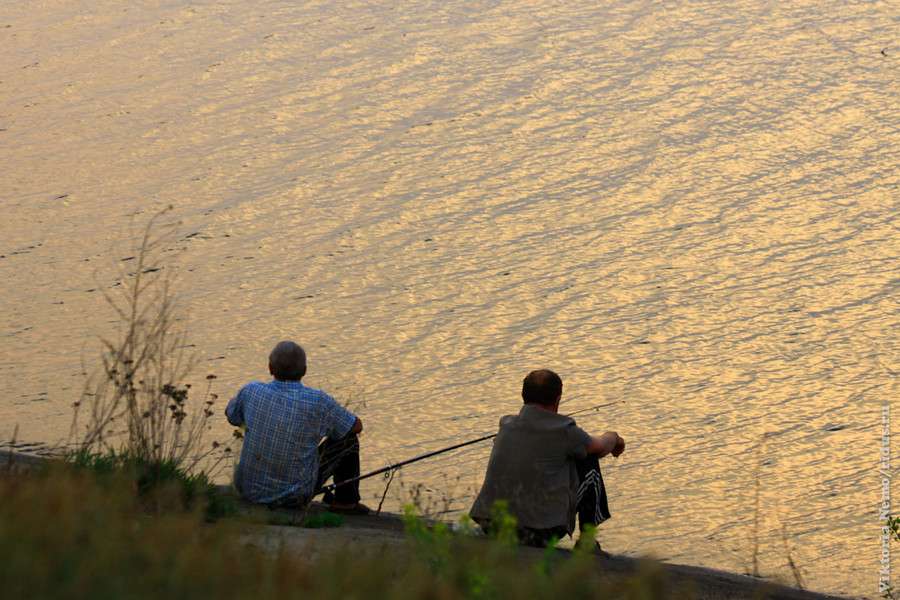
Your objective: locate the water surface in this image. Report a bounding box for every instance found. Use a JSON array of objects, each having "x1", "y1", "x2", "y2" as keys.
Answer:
[{"x1": 2, "y1": 1, "x2": 898, "y2": 596}]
